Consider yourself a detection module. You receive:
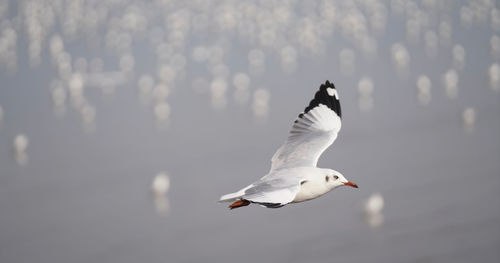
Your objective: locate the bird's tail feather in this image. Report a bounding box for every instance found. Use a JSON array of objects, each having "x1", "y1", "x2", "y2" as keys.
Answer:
[{"x1": 219, "y1": 191, "x2": 244, "y2": 202}]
